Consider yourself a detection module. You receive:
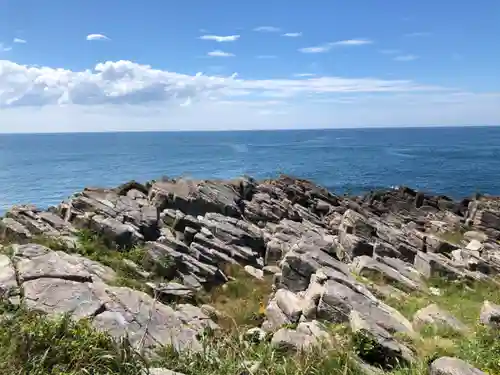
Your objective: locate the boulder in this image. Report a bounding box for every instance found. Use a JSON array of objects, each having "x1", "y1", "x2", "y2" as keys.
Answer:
[
  {"x1": 0, "y1": 218, "x2": 32, "y2": 242},
  {"x1": 413, "y1": 304, "x2": 467, "y2": 333},
  {"x1": 430, "y1": 357, "x2": 486, "y2": 375},
  {"x1": 350, "y1": 311, "x2": 414, "y2": 369},
  {"x1": 275, "y1": 289, "x2": 303, "y2": 322},
  {"x1": 479, "y1": 301, "x2": 500, "y2": 328},
  {"x1": 351, "y1": 255, "x2": 424, "y2": 292}
]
